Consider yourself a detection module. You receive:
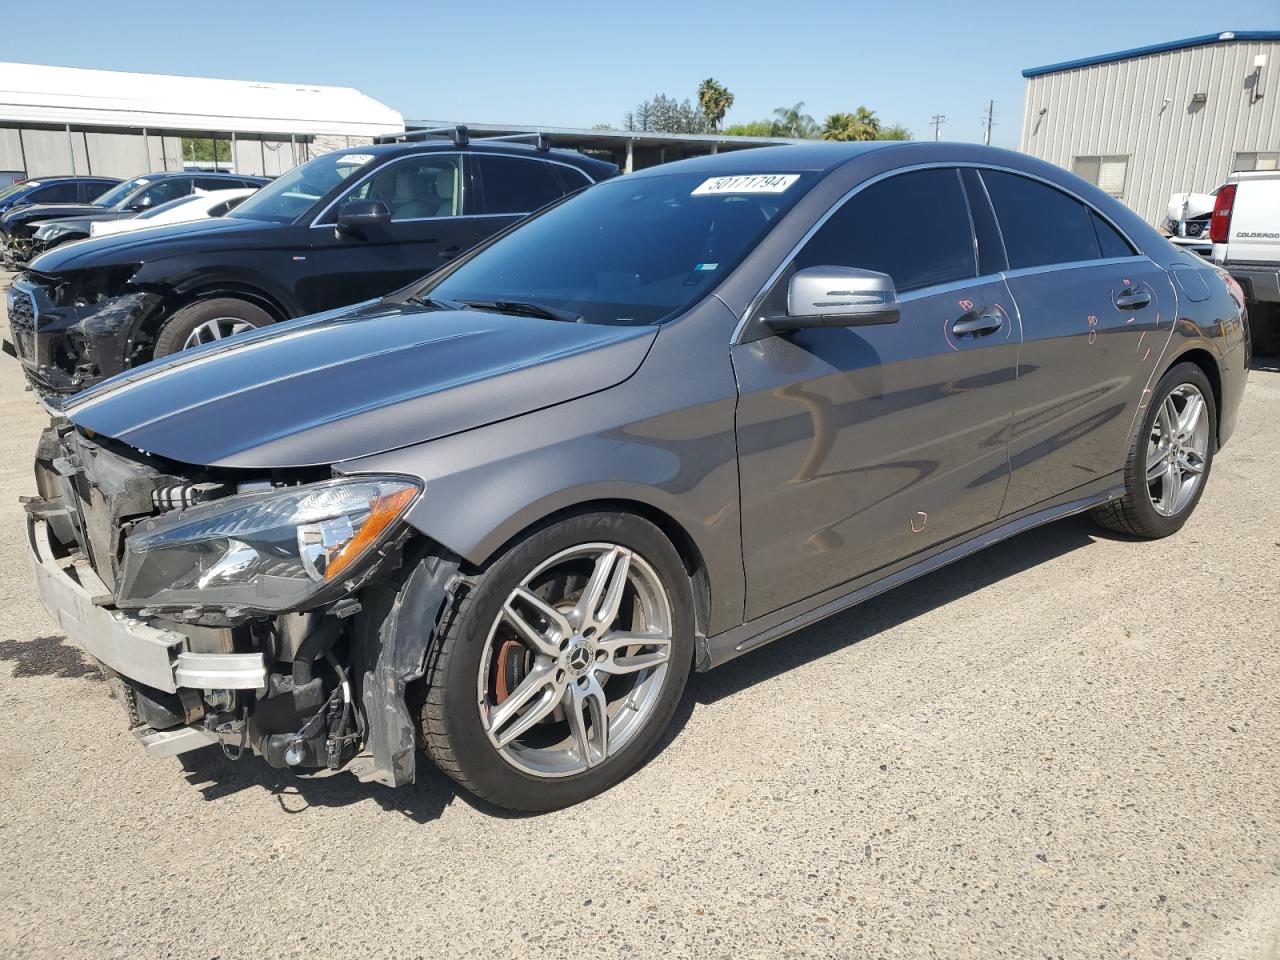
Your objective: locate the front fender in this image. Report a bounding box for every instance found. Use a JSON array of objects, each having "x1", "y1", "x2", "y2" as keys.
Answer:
[{"x1": 340, "y1": 299, "x2": 747, "y2": 636}]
